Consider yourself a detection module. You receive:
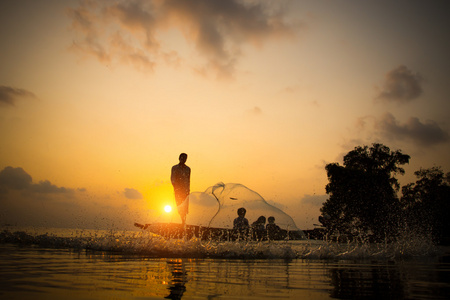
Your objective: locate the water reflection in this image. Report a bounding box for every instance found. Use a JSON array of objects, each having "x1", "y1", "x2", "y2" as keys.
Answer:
[
  {"x1": 329, "y1": 263, "x2": 406, "y2": 299},
  {"x1": 326, "y1": 255, "x2": 450, "y2": 299},
  {"x1": 165, "y1": 259, "x2": 188, "y2": 299},
  {"x1": 0, "y1": 243, "x2": 449, "y2": 300}
]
